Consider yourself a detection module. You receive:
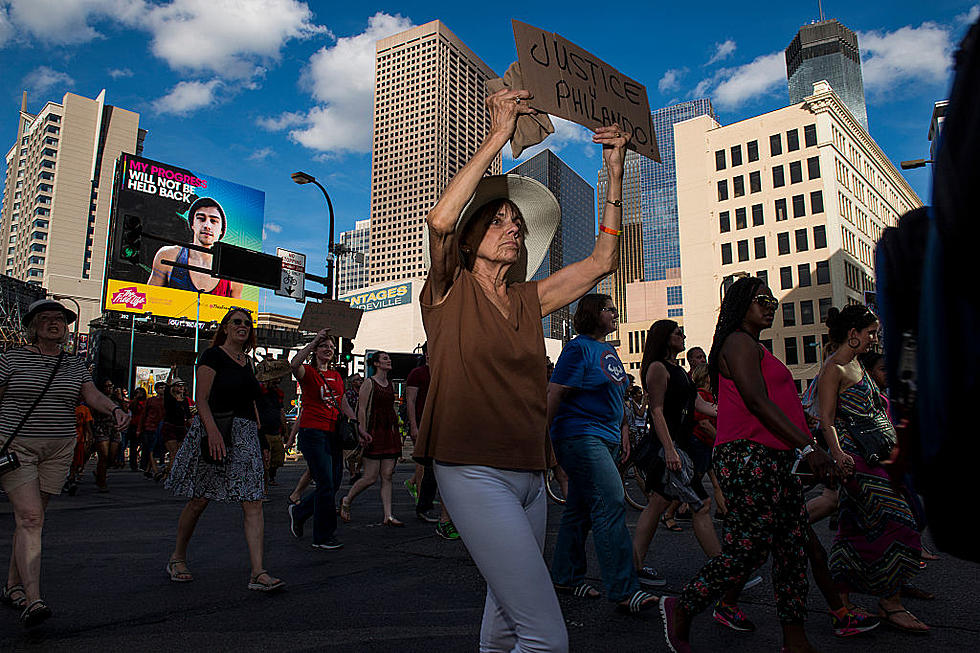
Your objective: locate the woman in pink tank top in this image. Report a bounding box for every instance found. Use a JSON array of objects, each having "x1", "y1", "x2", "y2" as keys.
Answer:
[{"x1": 660, "y1": 277, "x2": 838, "y2": 653}]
